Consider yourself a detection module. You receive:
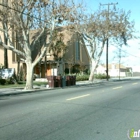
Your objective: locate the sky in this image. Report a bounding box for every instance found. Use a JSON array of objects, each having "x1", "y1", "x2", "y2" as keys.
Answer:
[{"x1": 76, "y1": 0, "x2": 140, "y2": 70}]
